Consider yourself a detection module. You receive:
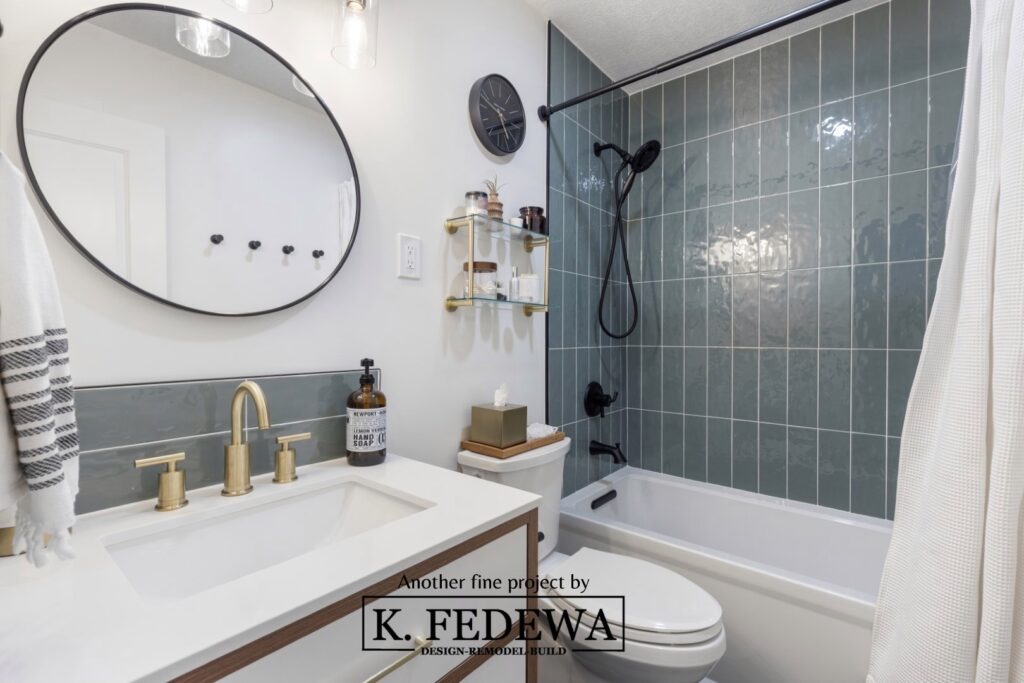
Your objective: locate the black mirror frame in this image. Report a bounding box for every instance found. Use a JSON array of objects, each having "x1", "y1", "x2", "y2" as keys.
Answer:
[{"x1": 15, "y1": 3, "x2": 361, "y2": 317}]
